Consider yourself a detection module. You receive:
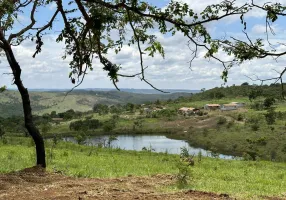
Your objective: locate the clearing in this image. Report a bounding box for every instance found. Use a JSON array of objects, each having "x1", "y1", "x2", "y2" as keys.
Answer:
[{"x1": 0, "y1": 166, "x2": 234, "y2": 200}]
